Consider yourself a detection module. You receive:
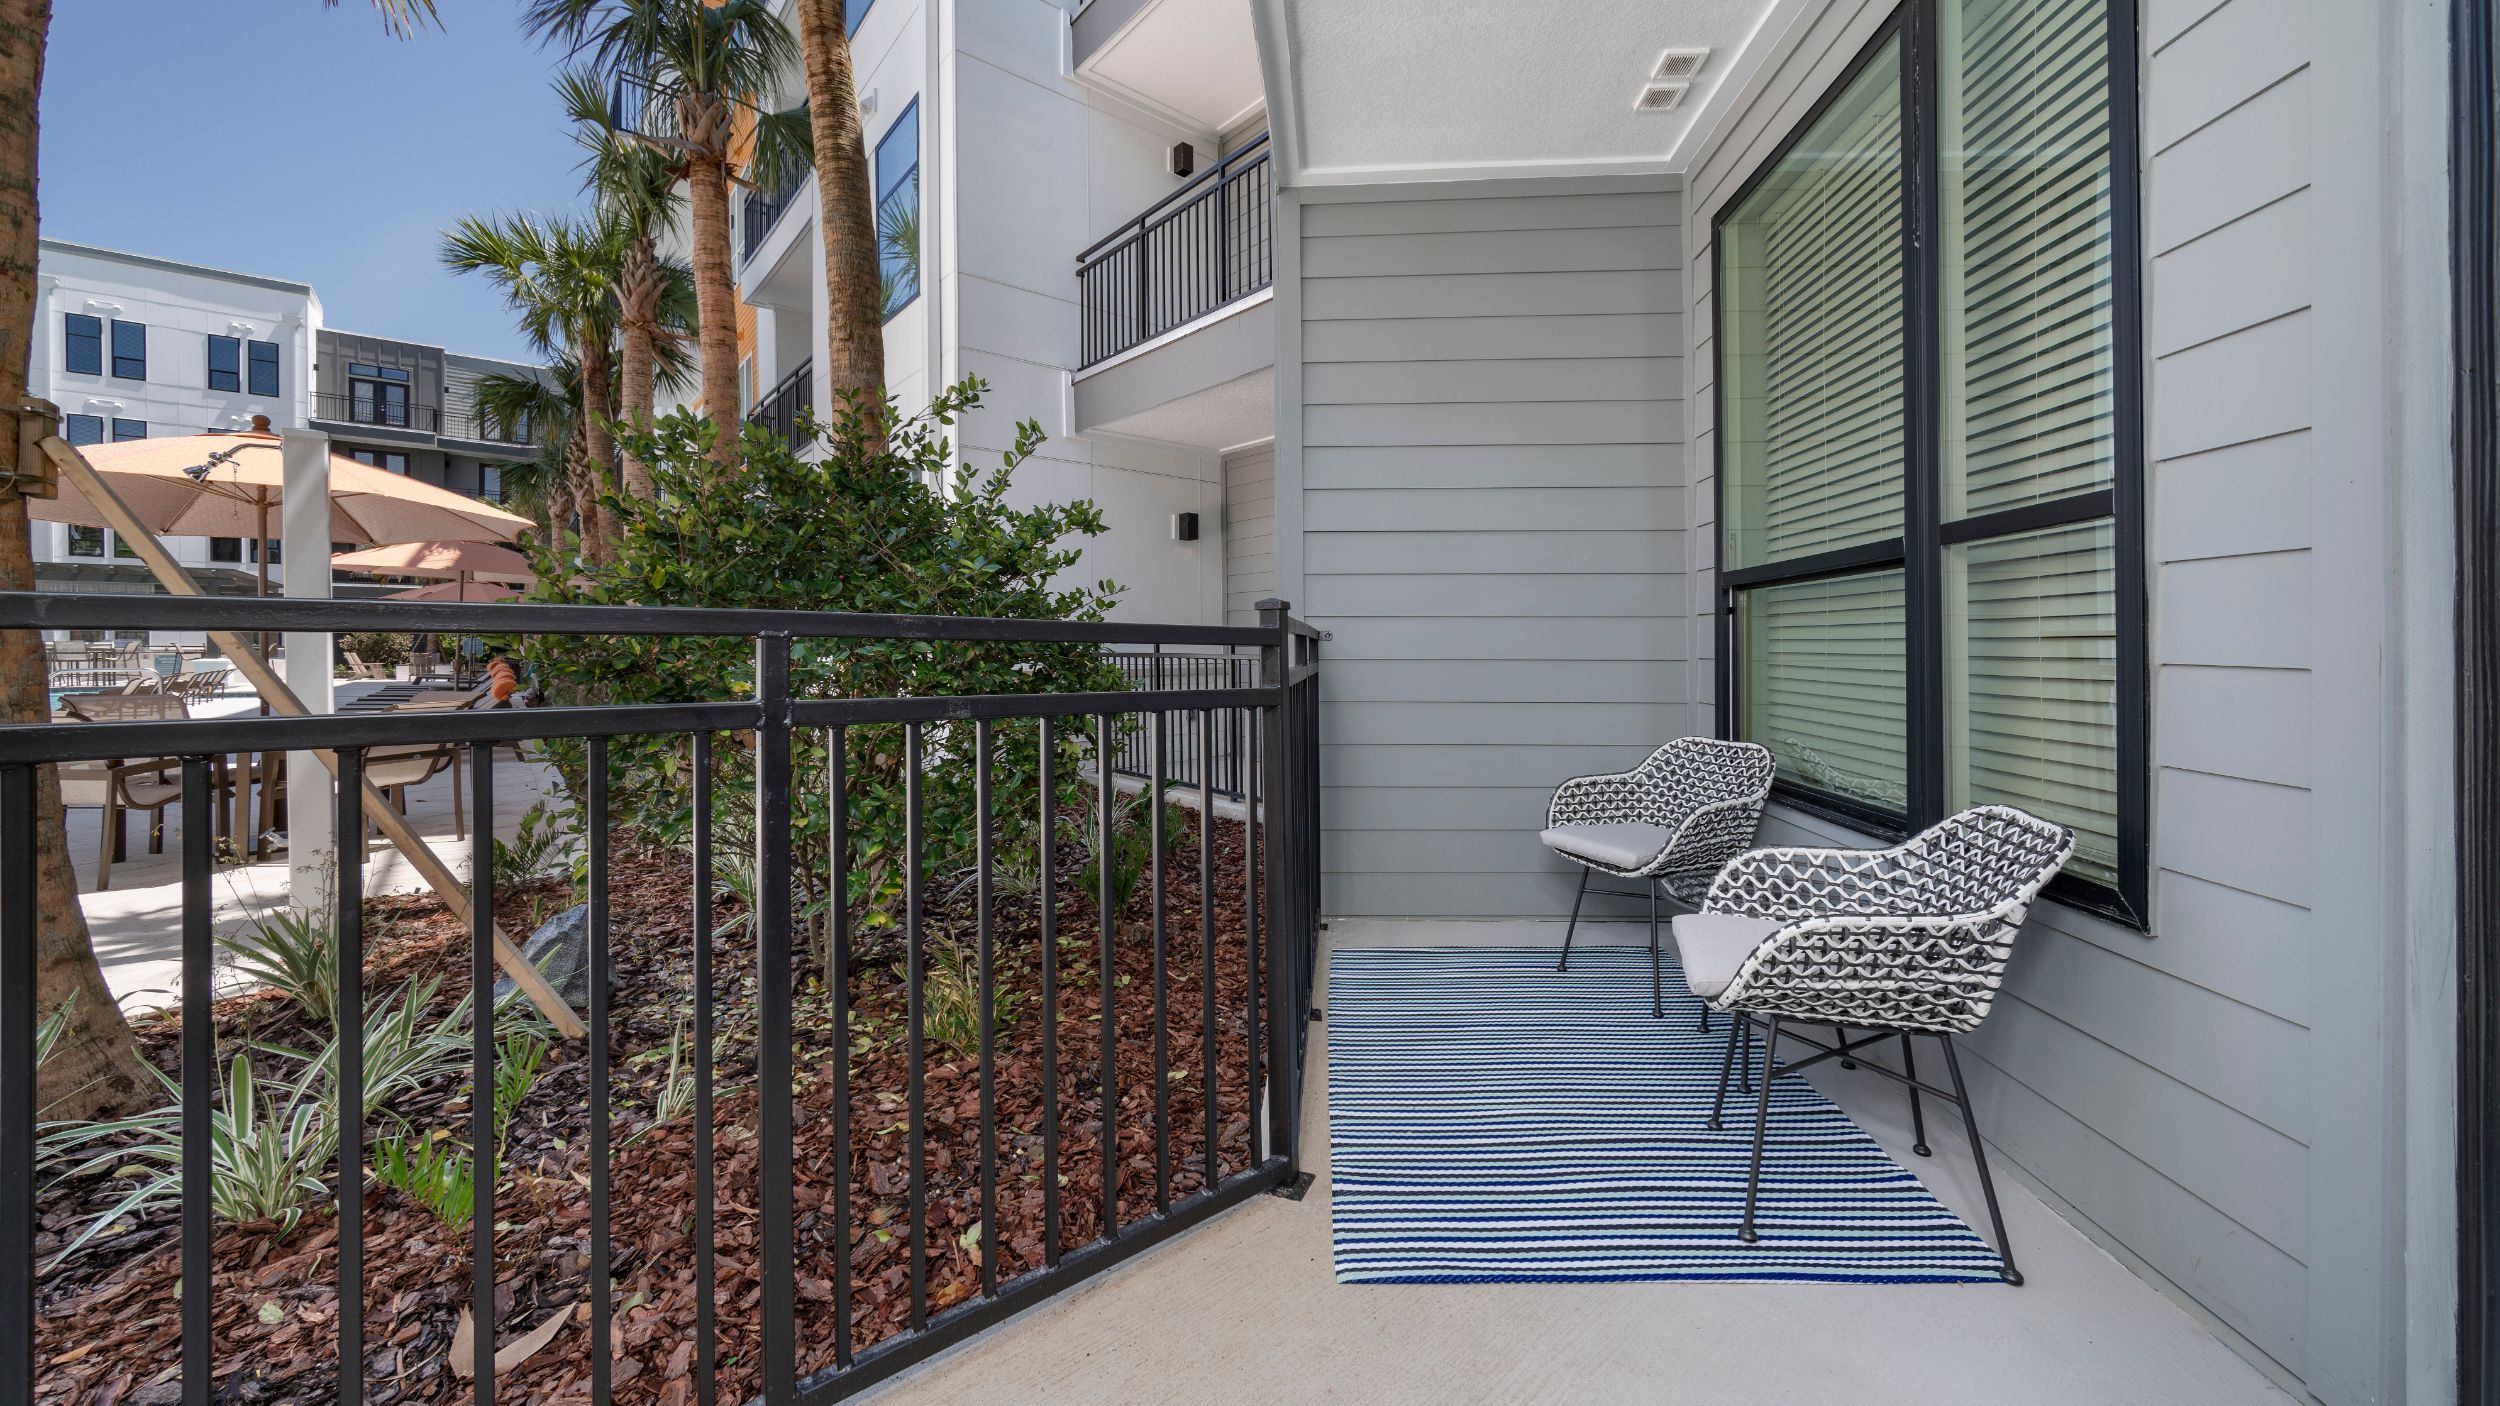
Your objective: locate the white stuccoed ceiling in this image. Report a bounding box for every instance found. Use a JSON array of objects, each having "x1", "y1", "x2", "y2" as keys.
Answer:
[
  {"x1": 1262, "y1": 0, "x2": 1792, "y2": 185},
  {"x1": 1083, "y1": 0, "x2": 1270, "y2": 135}
]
